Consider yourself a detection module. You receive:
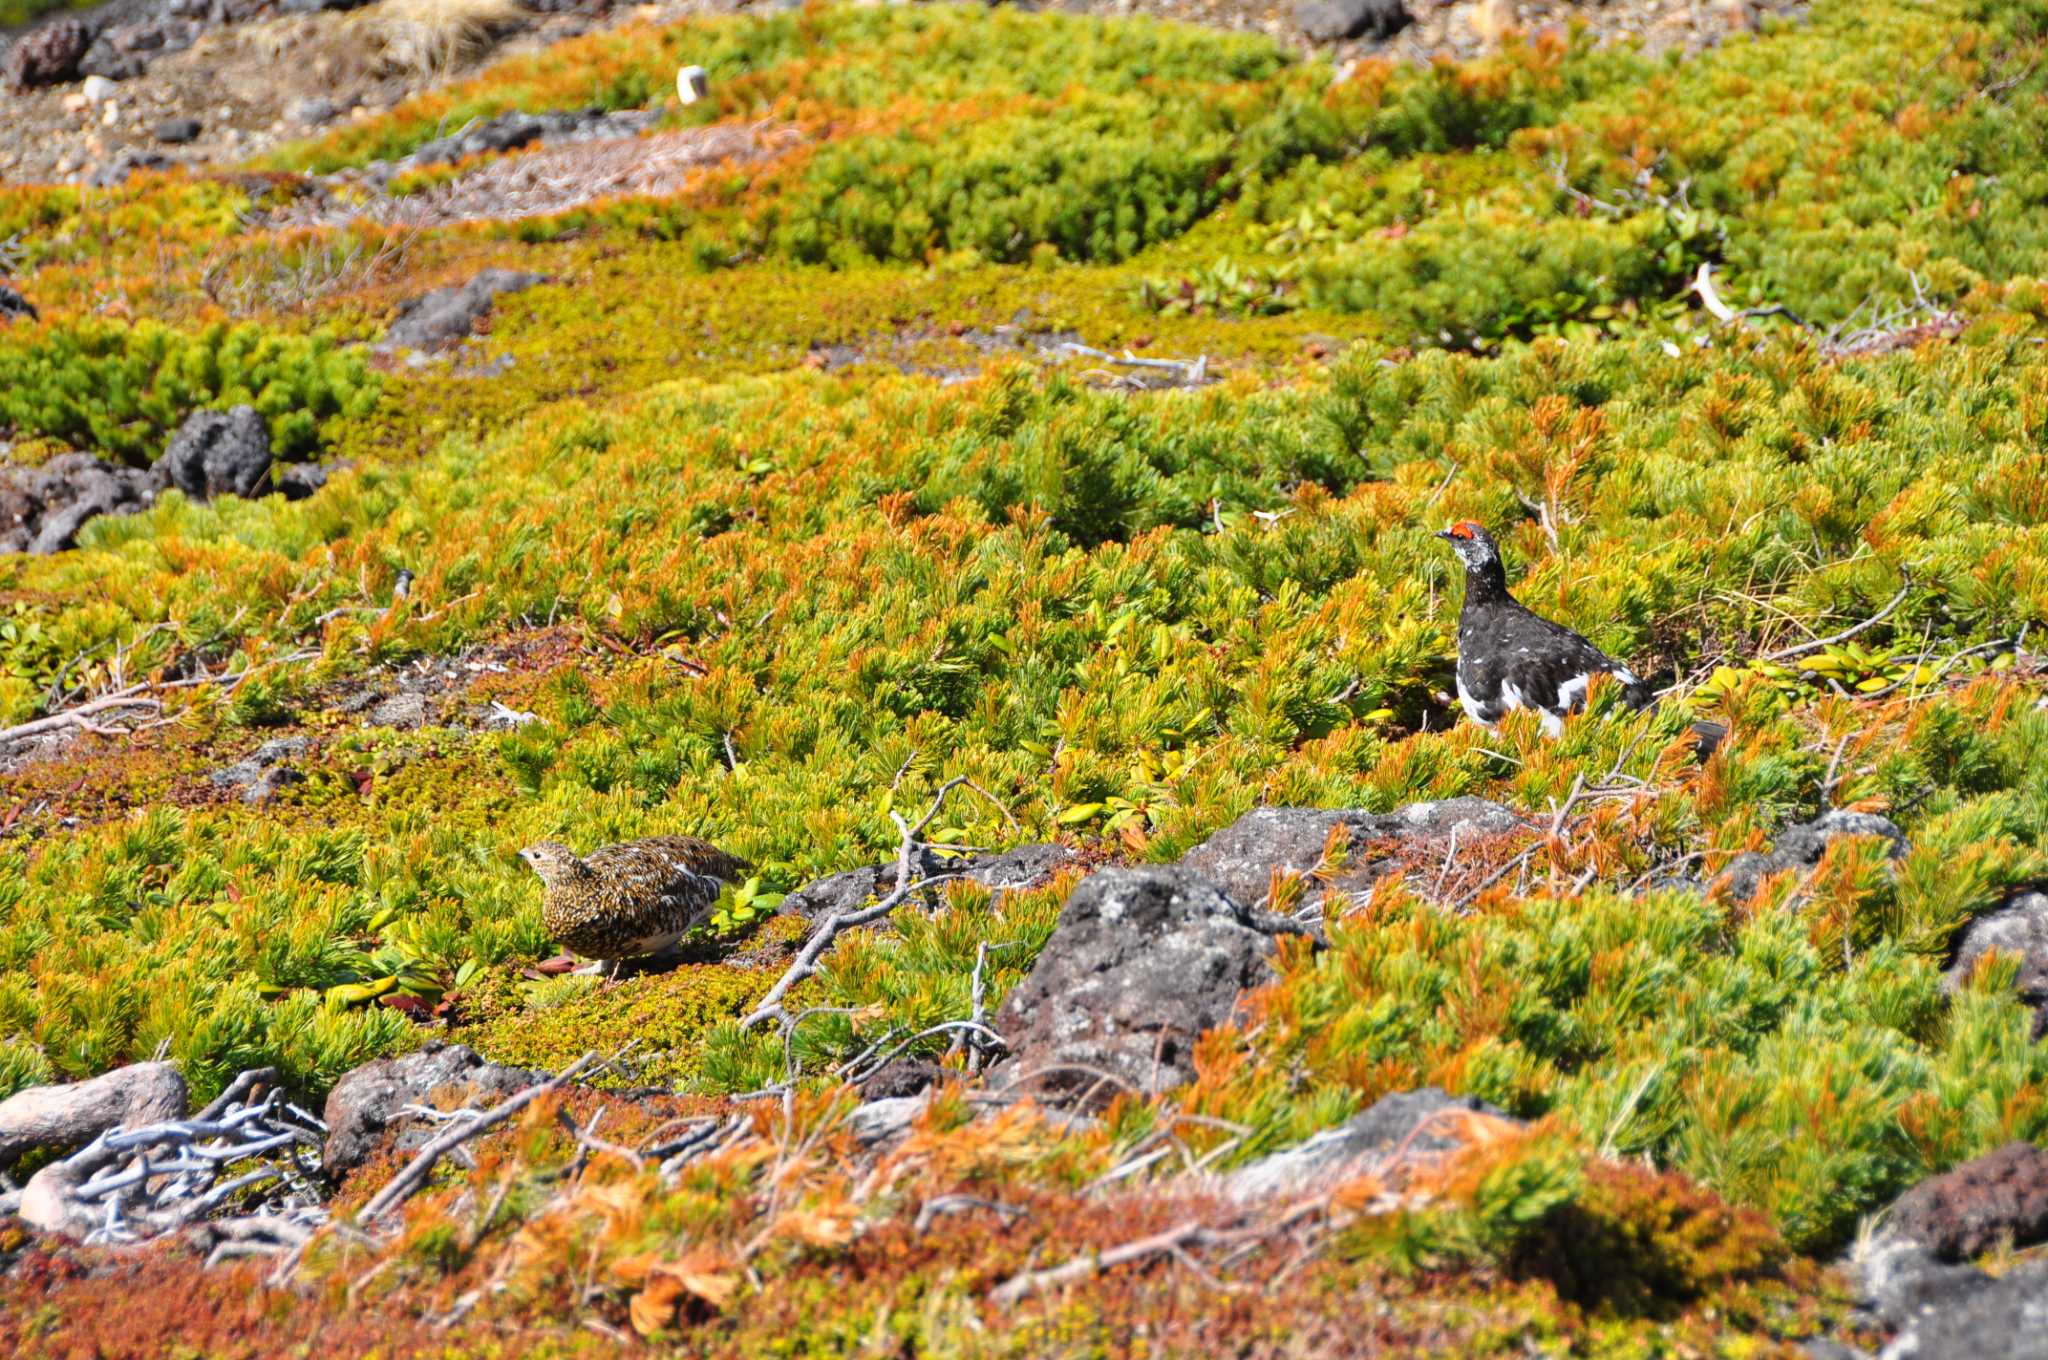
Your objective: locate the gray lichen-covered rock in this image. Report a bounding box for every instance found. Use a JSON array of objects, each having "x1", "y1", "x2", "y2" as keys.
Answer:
[
  {"x1": 277, "y1": 460, "x2": 331, "y2": 501},
  {"x1": 208, "y1": 737, "x2": 313, "y2": 805},
  {"x1": 1877, "y1": 1258, "x2": 2048, "y2": 1359},
  {"x1": 1295, "y1": 0, "x2": 1412, "y2": 43},
  {"x1": 993, "y1": 866, "x2": 1314, "y2": 1104},
  {"x1": 1851, "y1": 1237, "x2": 1999, "y2": 1333},
  {"x1": 366, "y1": 691, "x2": 433, "y2": 731},
  {"x1": 845, "y1": 1095, "x2": 924, "y2": 1149},
  {"x1": 156, "y1": 405, "x2": 272, "y2": 500},
  {"x1": 1224, "y1": 1087, "x2": 1515, "y2": 1201},
  {"x1": 1801, "y1": 1341, "x2": 1873, "y2": 1360},
  {"x1": 322, "y1": 1042, "x2": 543, "y2": 1176},
  {"x1": 783, "y1": 843, "x2": 1076, "y2": 922},
  {"x1": 380, "y1": 269, "x2": 544, "y2": 352},
  {"x1": 0, "y1": 452, "x2": 162, "y2": 554},
  {"x1": 77, "y1": 8, "x2": 208, "y2": 83},
  {"x1": 1716, "y1": 810, "x2": 1909, "y2": 903},
  {"x1": 1945, "y1": 890, "x2": 2048, "y2": 1036},
  {"x1": 1178, "y1": 798, "x2": 1523, "y2": 907}
]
